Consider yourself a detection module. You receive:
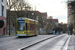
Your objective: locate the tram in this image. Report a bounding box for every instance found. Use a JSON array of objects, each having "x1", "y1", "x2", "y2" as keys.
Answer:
[{"x1": 16, "y1": 18, "x2": 38, "y2": 36}]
